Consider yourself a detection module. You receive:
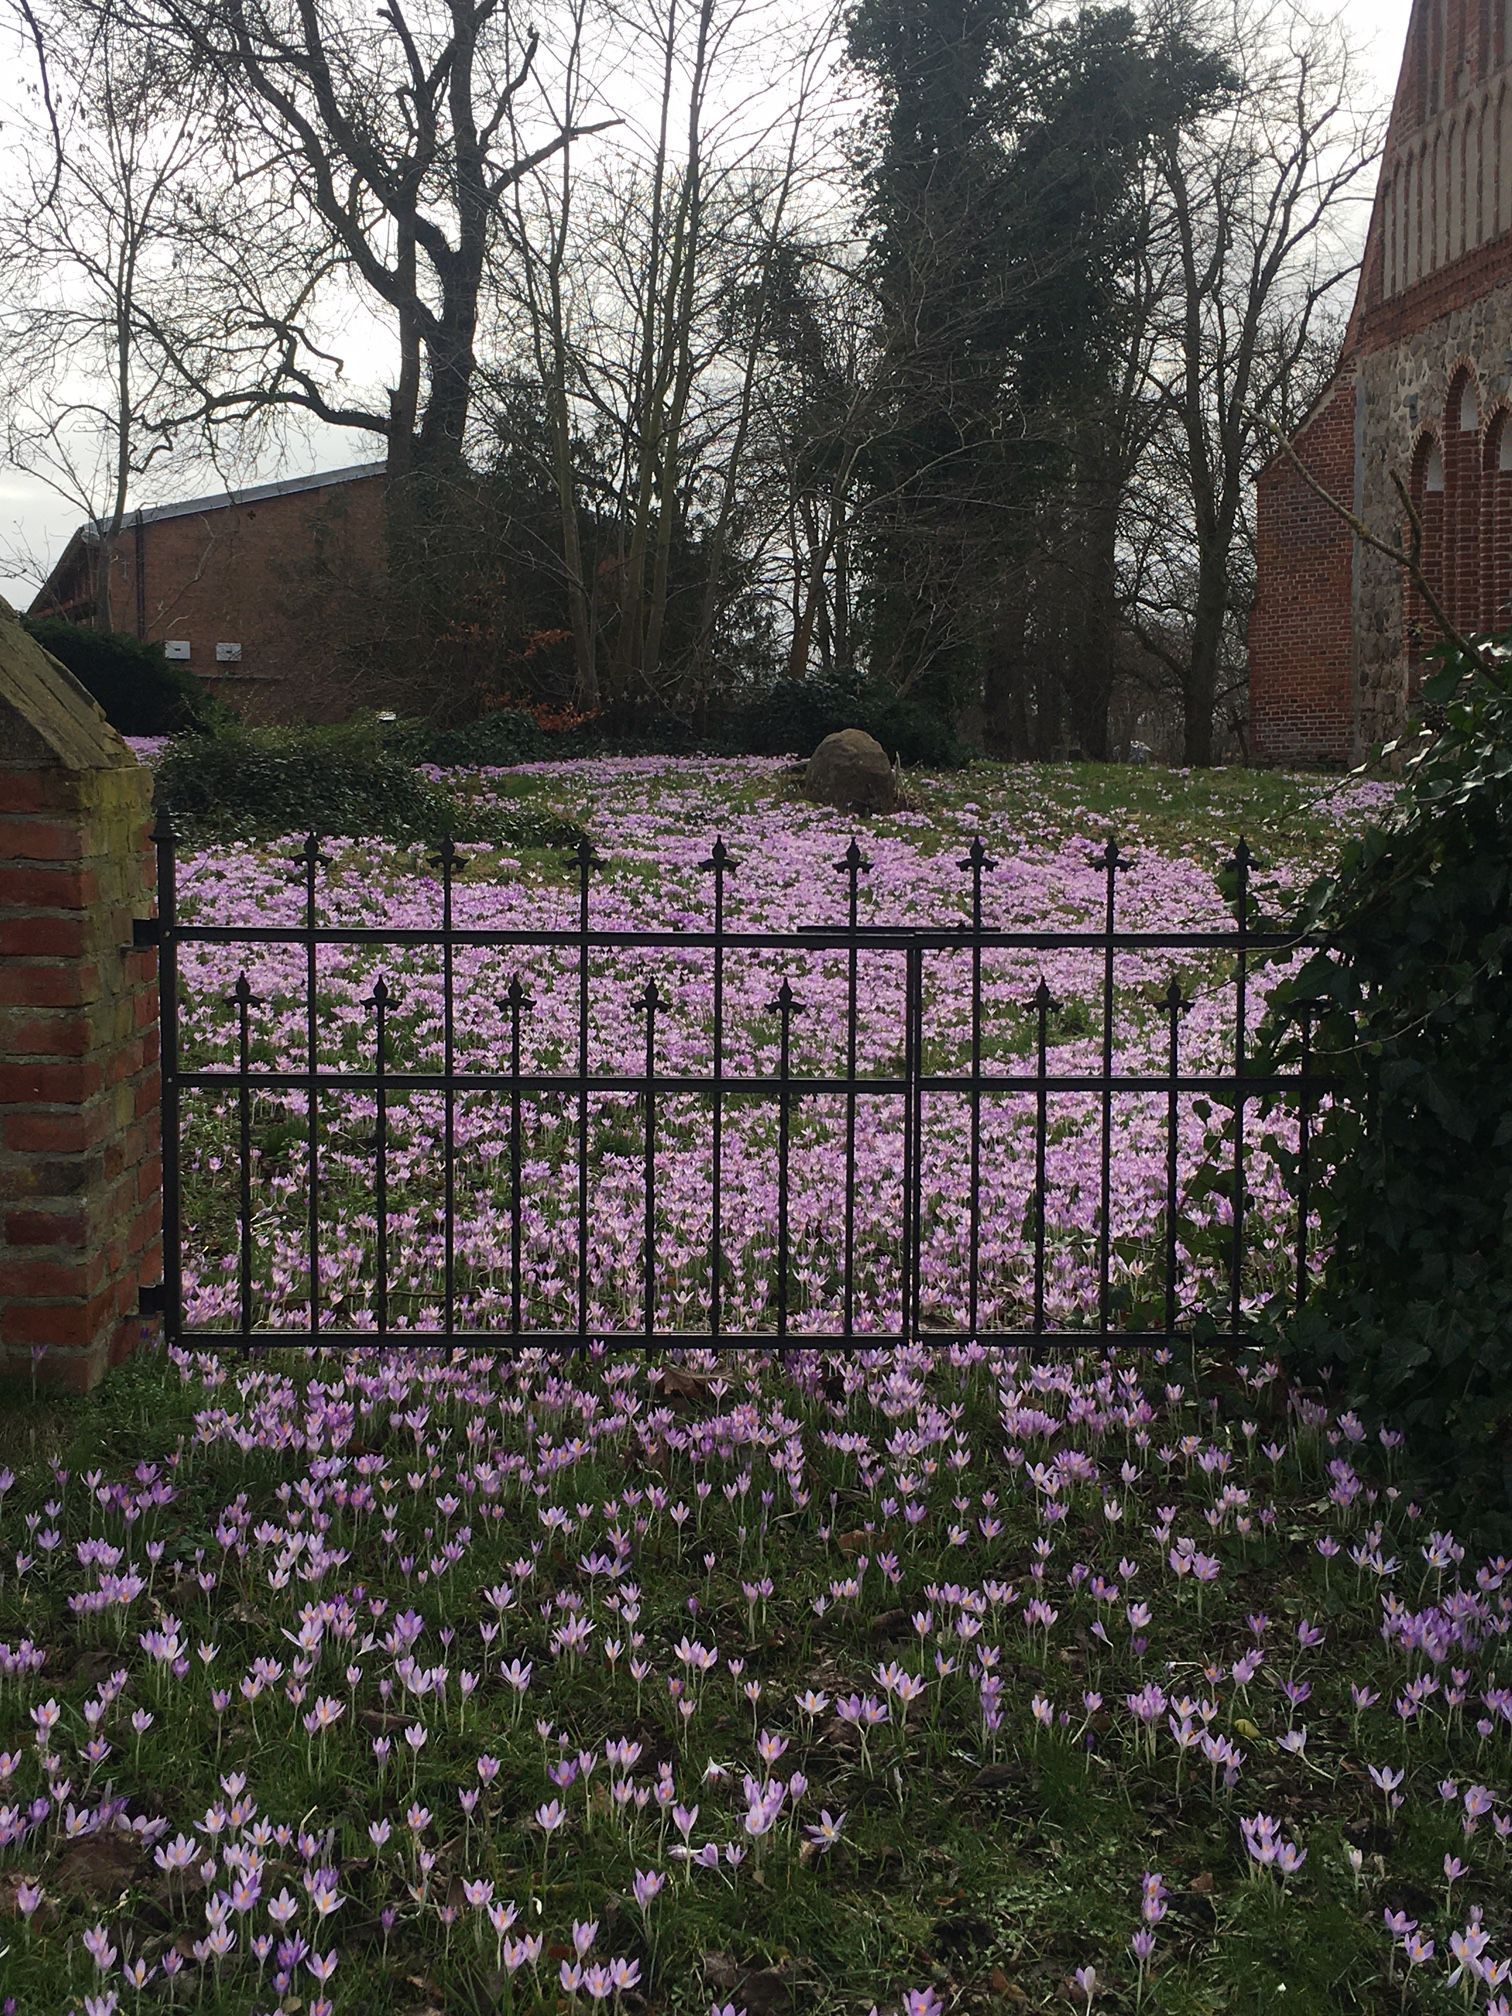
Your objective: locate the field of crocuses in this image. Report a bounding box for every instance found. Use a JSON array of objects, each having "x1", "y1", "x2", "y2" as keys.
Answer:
[
  {"x1": 12, "y1": 761, "x2": 1512, "y2": 2016},
  {"x1": 159, "y1": 757, "x2": 1396, "y2": 1341},
  {"x1": 2, "y1": 1340, "x2": 1510, "y2": 2016}
]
